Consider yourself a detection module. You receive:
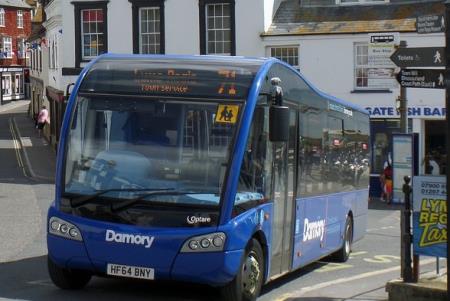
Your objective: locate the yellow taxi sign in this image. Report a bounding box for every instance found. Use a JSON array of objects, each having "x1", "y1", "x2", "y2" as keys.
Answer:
[{"x1": 215, "y1": 105, "x2": 239, "y2": 124}]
